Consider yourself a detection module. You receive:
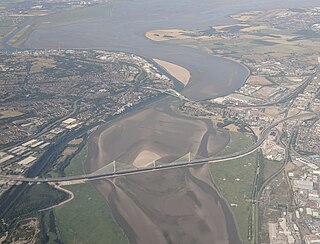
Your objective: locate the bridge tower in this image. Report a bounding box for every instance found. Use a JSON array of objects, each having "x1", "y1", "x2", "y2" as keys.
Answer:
[{"x1": 113, "y1": 161, "x2": 116, "y2": 173}]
